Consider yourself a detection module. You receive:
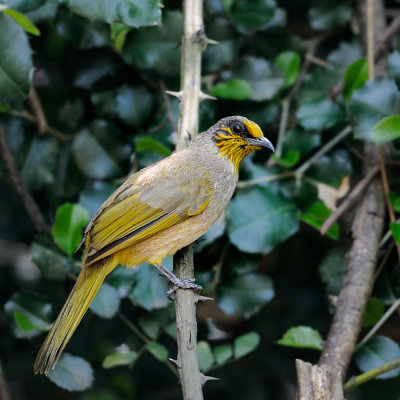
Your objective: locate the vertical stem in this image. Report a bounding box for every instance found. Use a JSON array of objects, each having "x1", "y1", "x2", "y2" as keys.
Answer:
[{"x1": 173, "y1": 0, "x2": 205, "y2": 399}]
